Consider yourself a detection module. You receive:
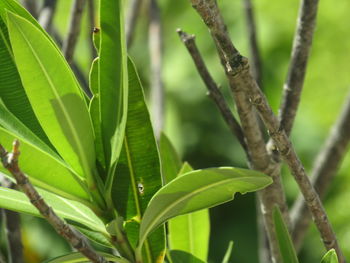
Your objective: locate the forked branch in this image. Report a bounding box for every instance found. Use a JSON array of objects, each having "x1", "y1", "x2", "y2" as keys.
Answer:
[
  {"x1": 188, "y1": 0, "x2": 344, "y2": 261},
  {"x1": 0, "y1": 141, "x2": 108, "y2": 263}
]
